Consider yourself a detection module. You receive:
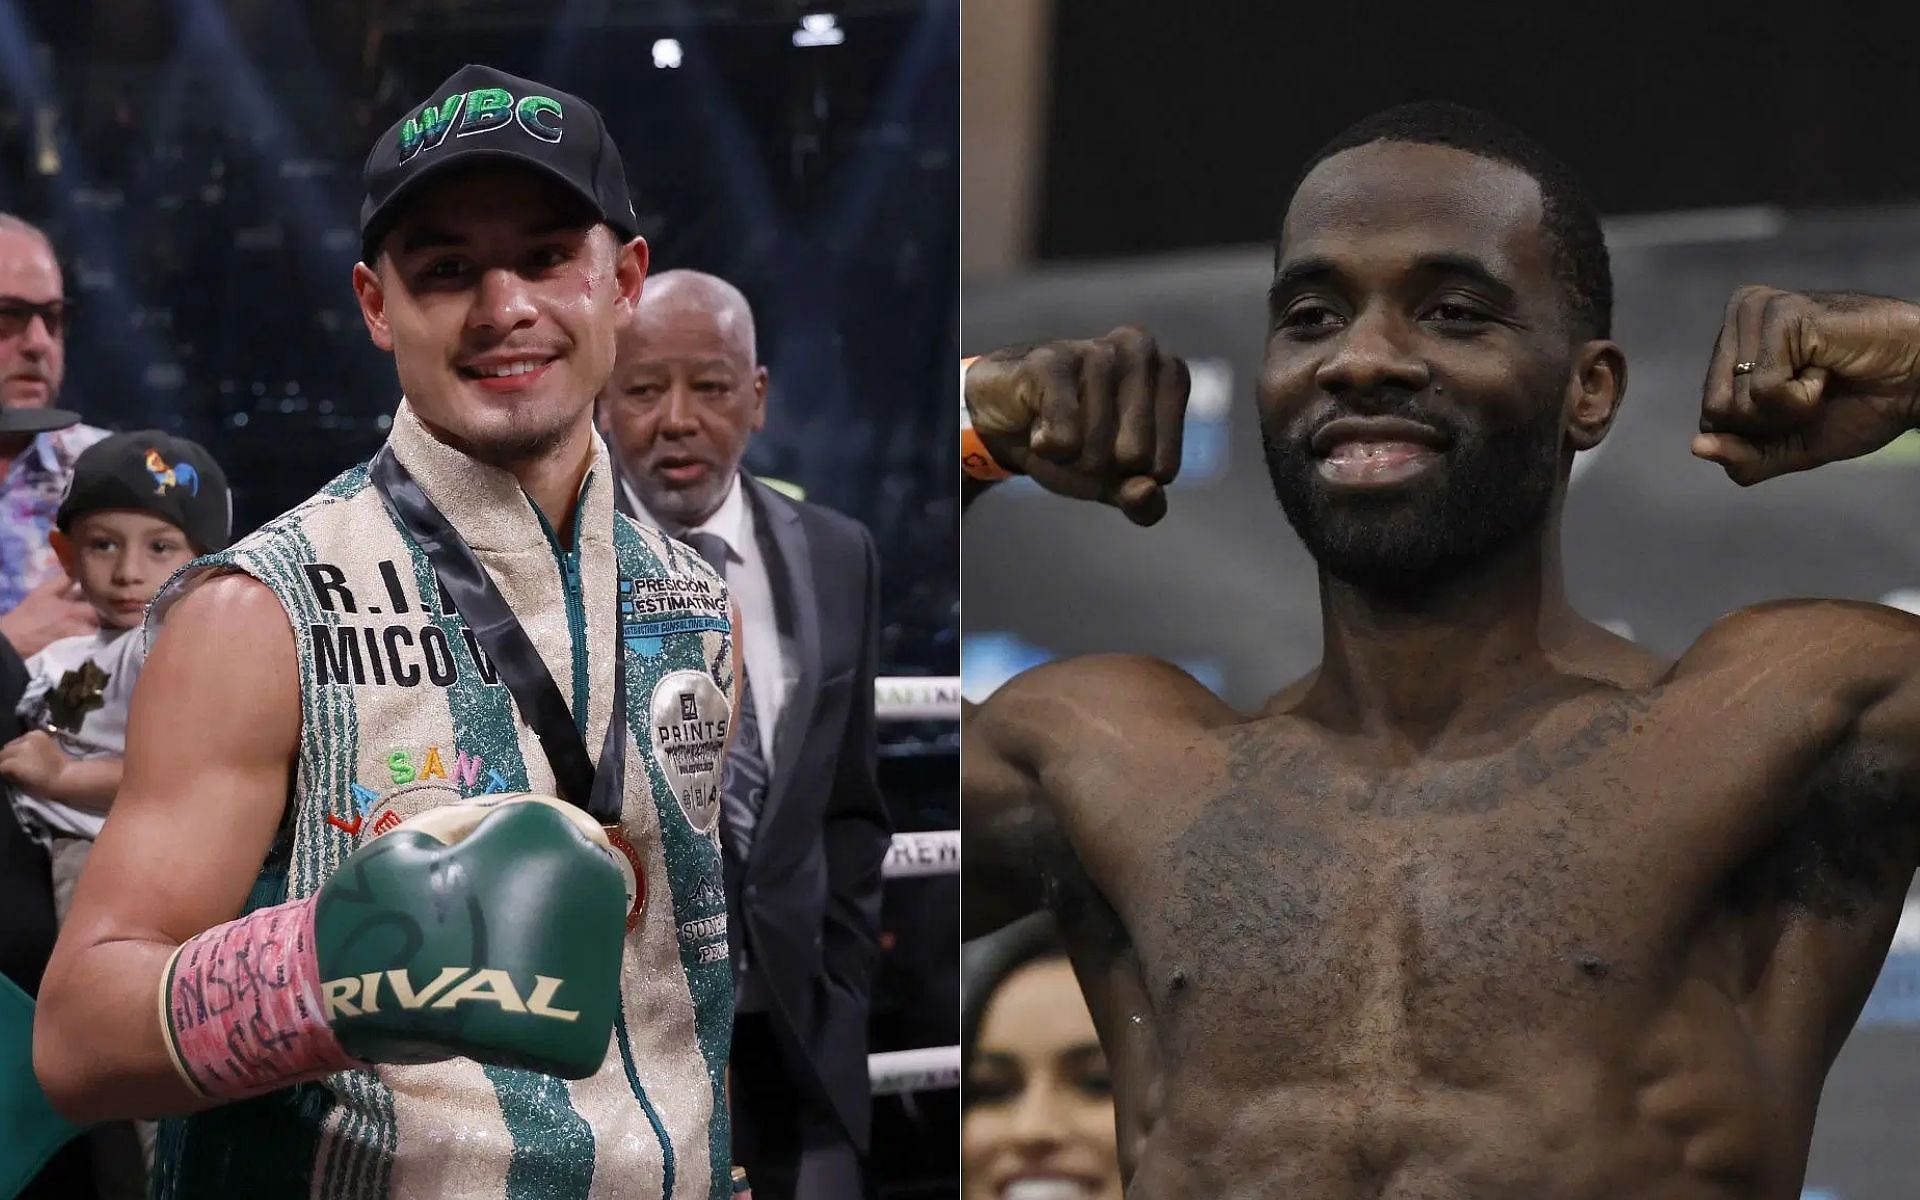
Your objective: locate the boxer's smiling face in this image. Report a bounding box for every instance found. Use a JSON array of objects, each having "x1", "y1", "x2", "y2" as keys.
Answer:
[
  {"x1": 1258, "y1": 140, "x2": 1598, "y2": 590},
  {"x1": 354, "y1": 166, "x2": 646, "y2": 470}
]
